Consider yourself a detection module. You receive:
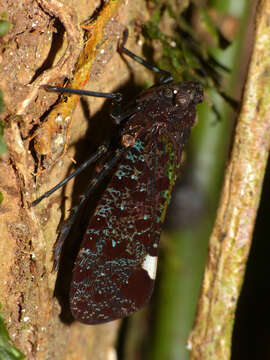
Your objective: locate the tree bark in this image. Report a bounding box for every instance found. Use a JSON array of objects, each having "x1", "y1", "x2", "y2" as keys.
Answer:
[{"x1": 0, "y1": 0, "x2": 152, "y2": 358}]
